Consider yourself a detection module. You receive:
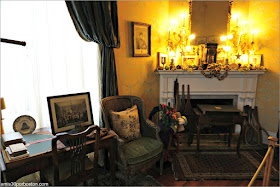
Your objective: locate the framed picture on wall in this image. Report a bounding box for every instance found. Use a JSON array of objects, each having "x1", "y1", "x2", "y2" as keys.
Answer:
[
  {"x1": 132, "y1": 22, "x2": 151, "y2": 57},
  {"x1": 47, "y1": 92, "x2": 93, "y2": 134}
]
